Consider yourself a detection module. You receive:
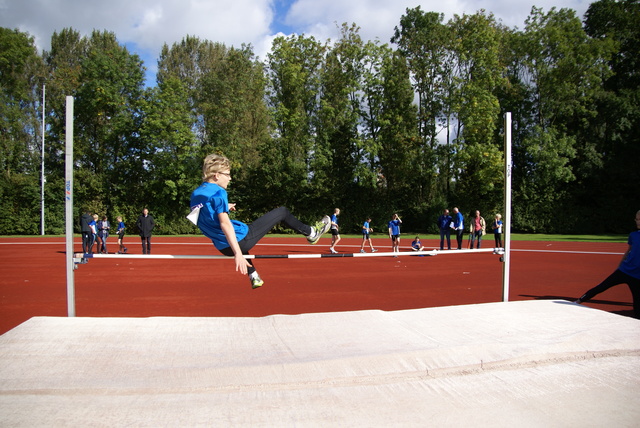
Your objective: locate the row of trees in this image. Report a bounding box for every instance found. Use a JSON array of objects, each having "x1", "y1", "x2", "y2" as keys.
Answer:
[{"x1": 1, "y1": 0, "x2": 639, "y2": 236}]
